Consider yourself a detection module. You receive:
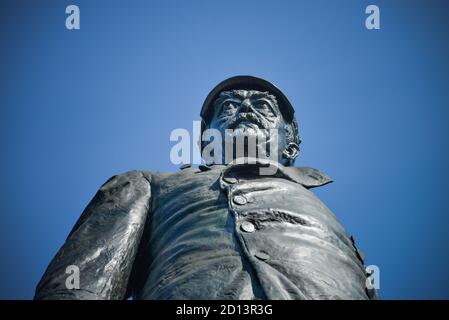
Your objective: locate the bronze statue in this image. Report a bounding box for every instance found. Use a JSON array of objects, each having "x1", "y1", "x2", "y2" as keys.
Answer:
[{"x1": 35, "y1": 76, "x2": 376, "y2": 300}]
